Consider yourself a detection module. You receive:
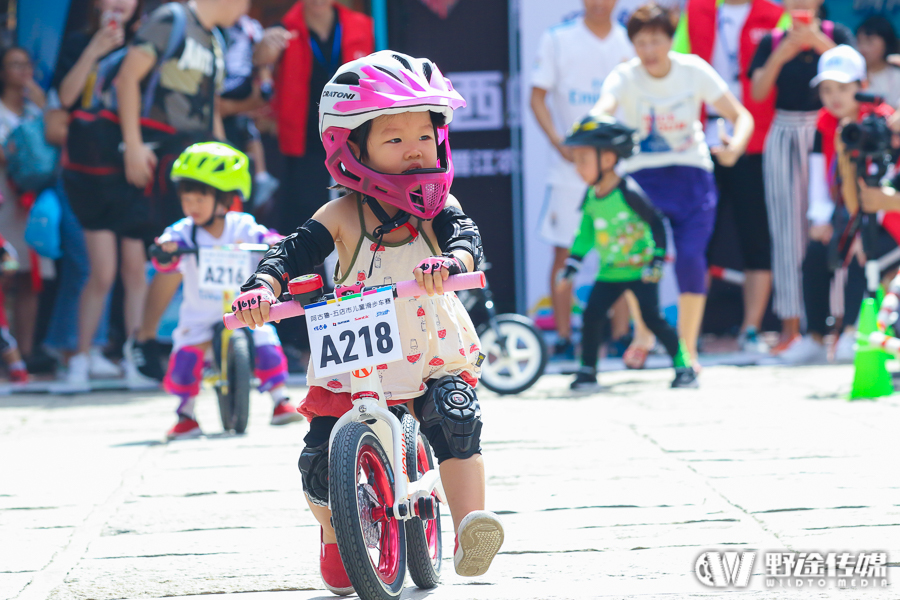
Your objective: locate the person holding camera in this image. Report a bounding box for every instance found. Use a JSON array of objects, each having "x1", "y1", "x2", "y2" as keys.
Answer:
[{"x1": 780, "y1": 45, "x2": 897, "y2": 364}]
